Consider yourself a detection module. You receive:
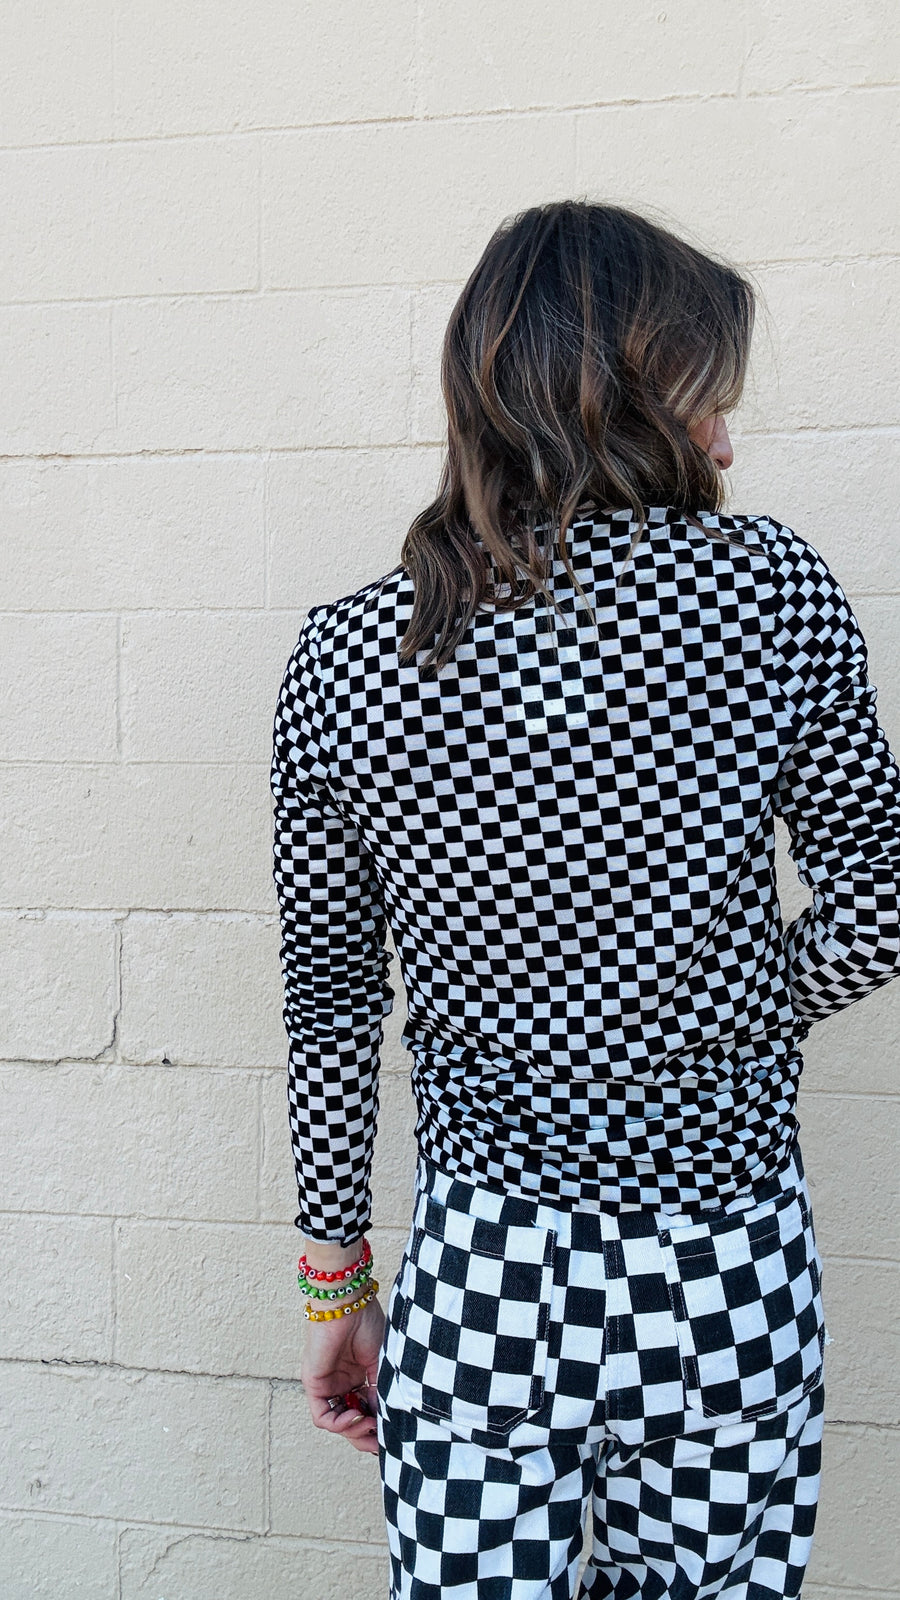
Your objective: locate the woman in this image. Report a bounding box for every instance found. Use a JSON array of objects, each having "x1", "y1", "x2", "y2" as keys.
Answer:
[{"x1": 271, "y1": 201, "x2": 900, "y2": 1599}]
